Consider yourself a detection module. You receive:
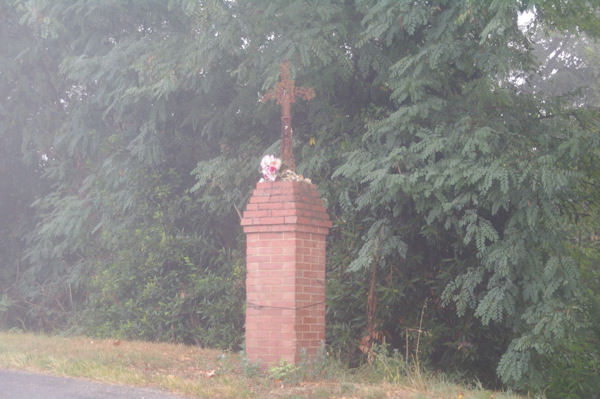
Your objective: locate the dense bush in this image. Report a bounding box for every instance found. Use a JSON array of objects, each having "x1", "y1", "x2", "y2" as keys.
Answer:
[
  {"x1": 1, "y1": 1, "x2": 599, "y2": 394},
  {"x1": 541, "y1": 247, "x2": 600, "y2": 398}
]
